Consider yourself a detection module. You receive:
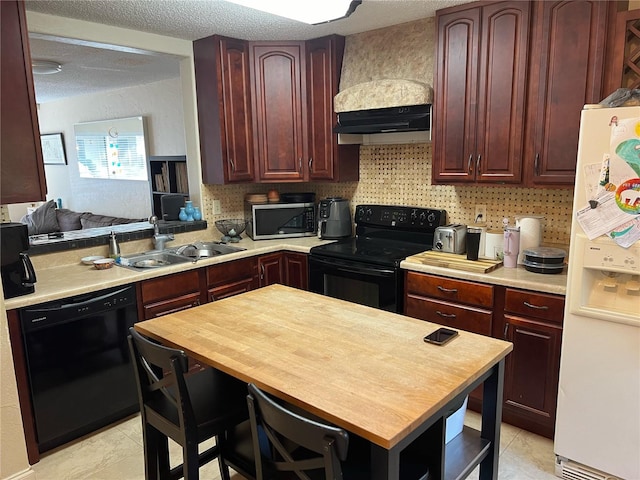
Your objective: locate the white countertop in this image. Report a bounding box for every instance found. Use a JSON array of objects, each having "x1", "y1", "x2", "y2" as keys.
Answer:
[{"x1": 4, "y1": 236, "x2": 567, "y2": 310}]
